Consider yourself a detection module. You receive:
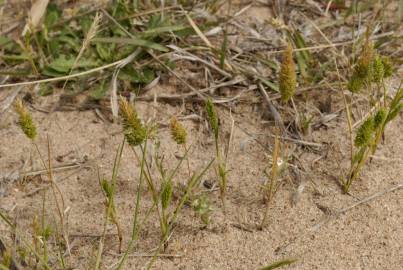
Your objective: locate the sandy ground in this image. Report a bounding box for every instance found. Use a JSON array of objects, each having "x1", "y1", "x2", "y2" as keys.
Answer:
[
  {"x1": 1, "y1": 1, "x2": 402, "y2": 270},
  {"x1": 0, "y1": 86, "x2": 402, "y2": 270}
]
